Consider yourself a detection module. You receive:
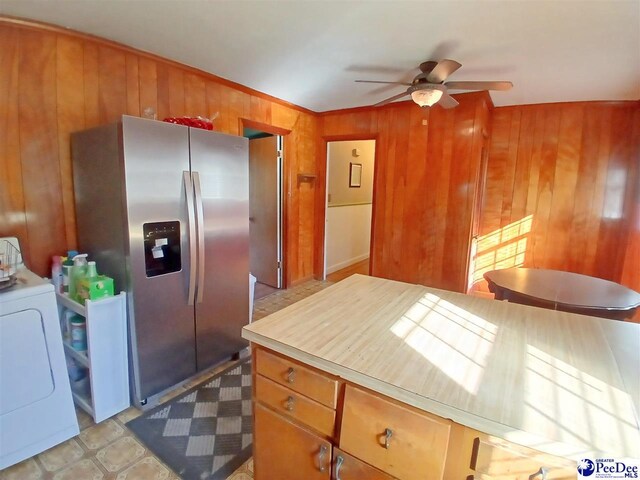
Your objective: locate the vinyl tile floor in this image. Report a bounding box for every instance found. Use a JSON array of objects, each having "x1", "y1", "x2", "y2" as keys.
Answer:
[{"x1": 0, "y1": 279, "x2": 333, "y2": 480}]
